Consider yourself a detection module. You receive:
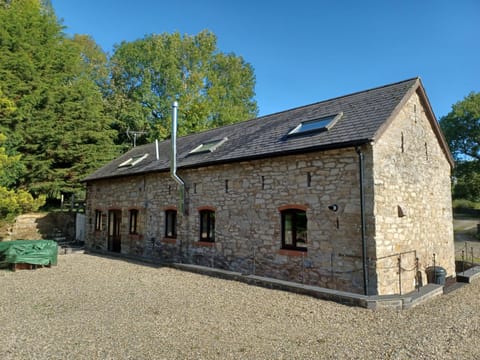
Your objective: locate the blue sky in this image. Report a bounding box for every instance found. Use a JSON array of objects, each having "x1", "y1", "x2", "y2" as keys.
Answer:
[{"x1": 51, "y1": 0, "x2": 479, "y2": 120}]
